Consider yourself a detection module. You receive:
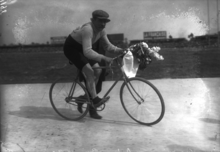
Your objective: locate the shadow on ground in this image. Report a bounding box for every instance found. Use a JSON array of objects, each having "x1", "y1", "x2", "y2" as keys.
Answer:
[
  {"x1": 8, "y1": 106, "x2": 66, "y2": 121},
  {"x1": 167, "y1": 144, "x2": 206, "y2": 152},
  {"x1": 199, "y1": 118, "x2": 220, "y2": 124},
  {"x1": 8, "y1": 106, "x2": 147, "y2": 127},
  {"x1": 85, "y1": 117, "x2": 148, "y2": 127}
]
